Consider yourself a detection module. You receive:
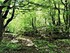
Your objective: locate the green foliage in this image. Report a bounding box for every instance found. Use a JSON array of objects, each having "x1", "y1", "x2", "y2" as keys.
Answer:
[
  {"x1": 0, "y1": 0, "x2": 70, "y2": 53},
  {"x1": 0, "y1": 42, "x2": 21, "y2": 53},
  {"x1": 0, "y1": 0, "x2": 4, "y2": 3},
  {"x1": 33, "y1": 39, "x2": 70, "y2": 53}
]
